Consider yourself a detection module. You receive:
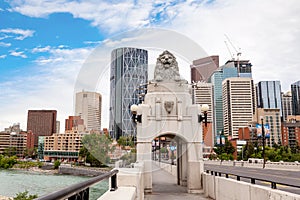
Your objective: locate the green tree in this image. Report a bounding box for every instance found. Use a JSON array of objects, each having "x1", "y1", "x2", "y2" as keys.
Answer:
[
  {"x1": 214, "y1": 139, "x2": 235, "y2": 160},
  {"x1": 3, "y1": 147, "x2": 17, "y2": 157},
  {"x1": 12, "y1": 190, "x2": 37, "y2": 200},
  {"x1": 54, "y1": 160, "x2": 61, "y2": 169},
  {"x1": 80, "y1": 133, "x2": 113, "y2": 167},
  {"x1": 117, "y1": 136, "x2": 135, "y2": 148},
  {"x1": 24, "y1": 147, "x2": 37, "y2": 159},
  {"x1": 0, "y1": 155, "x2": 18, "y2": 169}
]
